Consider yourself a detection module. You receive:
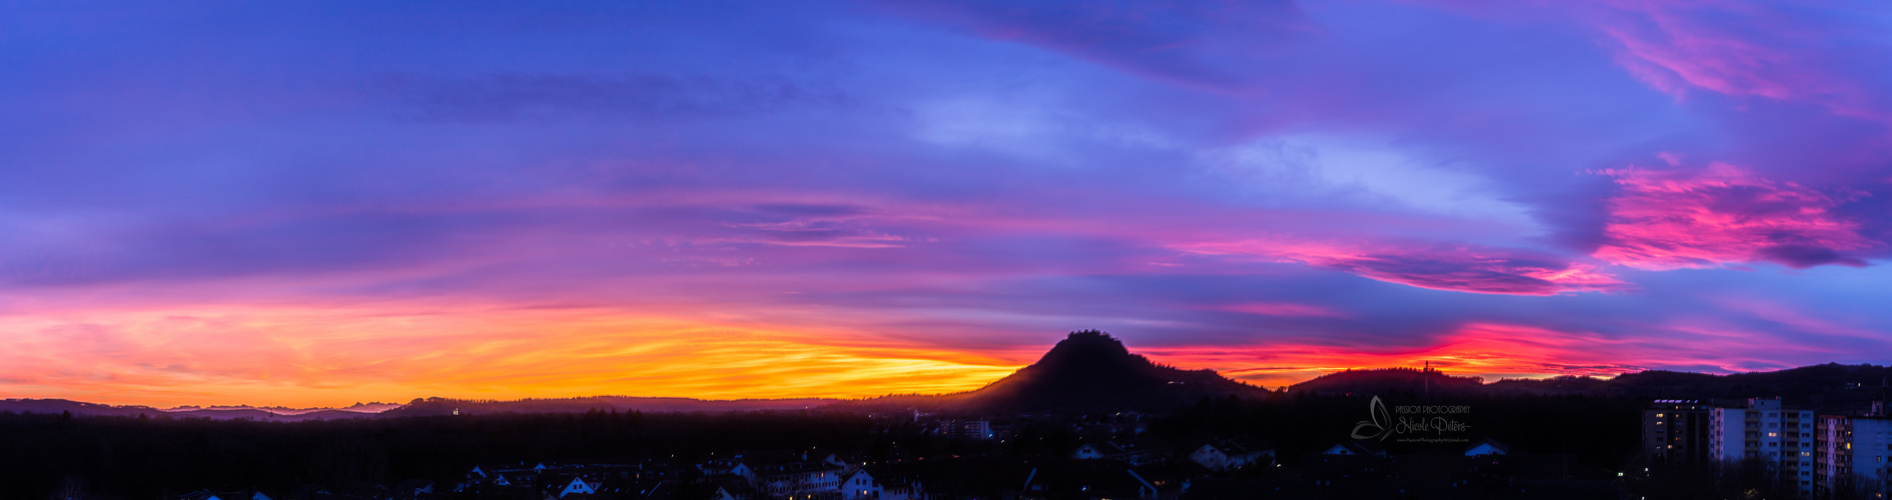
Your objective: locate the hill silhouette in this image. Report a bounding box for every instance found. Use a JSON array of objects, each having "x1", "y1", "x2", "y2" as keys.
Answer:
[
  {"x1": 932, "y1": 330, "x2": 1267, "y2": 413},
  {"x1": 381, "y1": 396, "x2": 837, "y2": 416},
  {"x1": 1286, "y1": 366, "x2": 1486, "y2": 396},
  {"x1": 0, "y1": 399, "x2": 383, "y2": 421},
  {"x1": 13, "y1": 336, "x2": 1891, "y2": 419},
  {"x1": 1291, "y1": 362, "x2": 1892, "y2": 409}
]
